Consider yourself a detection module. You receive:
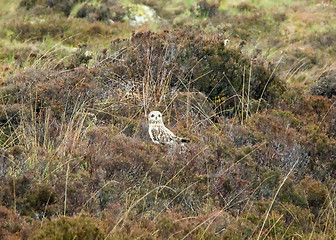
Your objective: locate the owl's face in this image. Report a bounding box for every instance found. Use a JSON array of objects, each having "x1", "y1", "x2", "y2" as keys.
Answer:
[{"x1": 148, "y1": 111, "x2": 163, "y2": 125}]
